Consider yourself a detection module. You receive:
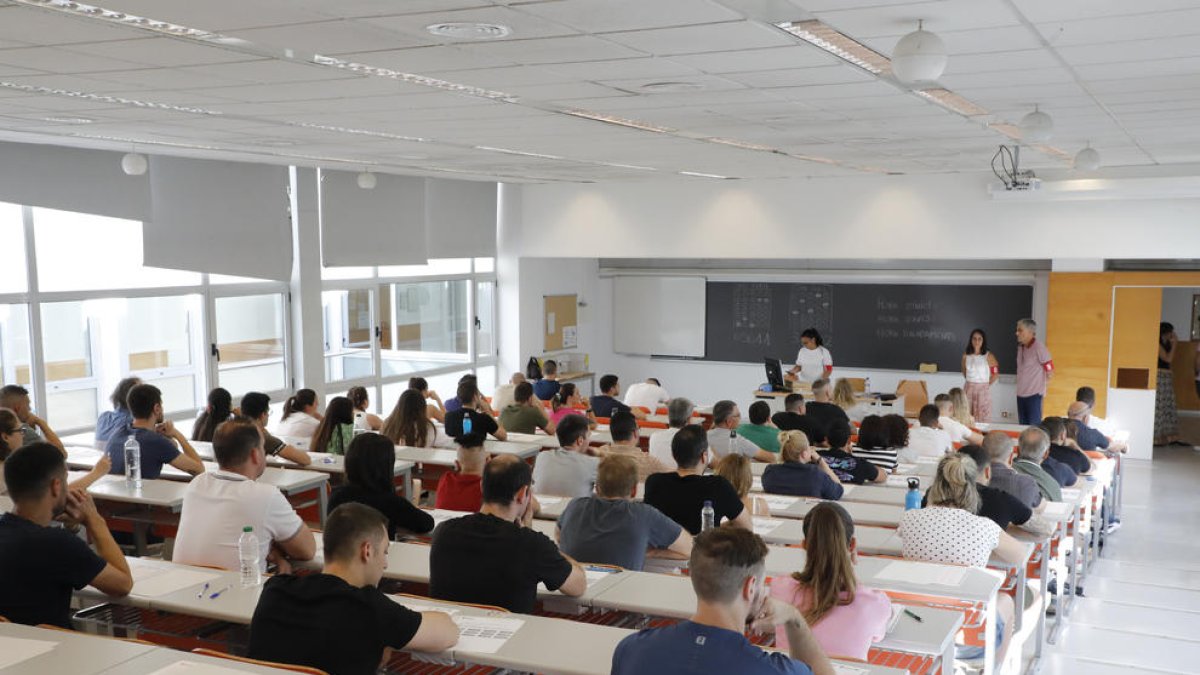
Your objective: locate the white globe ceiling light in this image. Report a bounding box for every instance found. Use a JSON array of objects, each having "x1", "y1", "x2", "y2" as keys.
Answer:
[
  {"x1": 1074, "y1": 144, "x2": 1101, "y2": 171},
  {"x1": 121, "y1": 152, "x2": 147, "y2": 176},
  {"x1": 1020, "y1": 105, "x2": 1054, "y2": 143},
  {"x1": 891, "y1": 20, "x2": 947, "y2": 84},
  {"x1": 356, "y1": 171, "x2": 377, "y2": 189}
]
